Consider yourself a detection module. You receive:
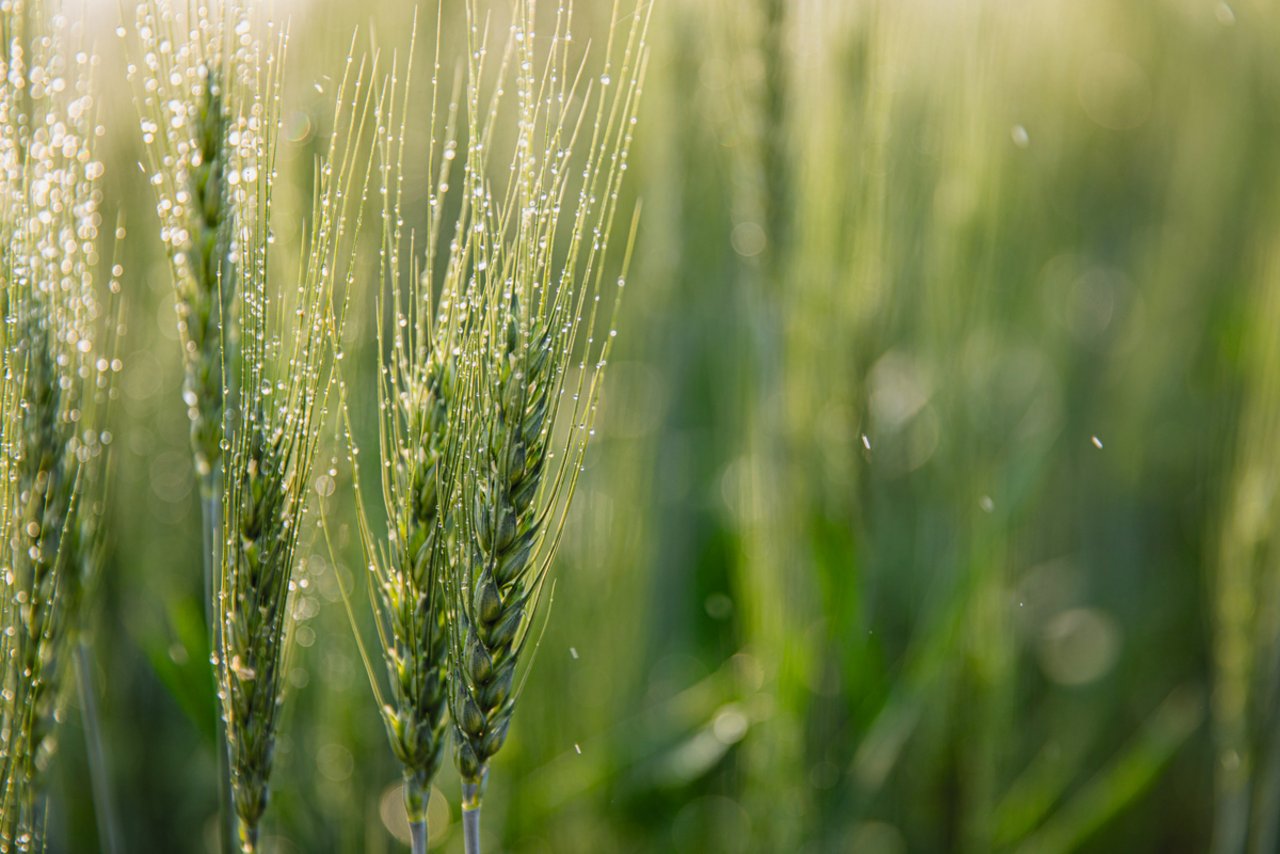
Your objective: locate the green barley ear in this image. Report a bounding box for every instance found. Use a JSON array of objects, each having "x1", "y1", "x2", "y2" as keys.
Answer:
[
  {"x1": 132, "y1": 8, "x2": 264, "y2": 847},
  {"x1": 132, "y1": 0, "x2": 240, "y2": 483},
  {"x1": 445, "y1": 2, "x2": 650, "y2": 849},
  {"x1": 0, "y1": 0, "x2": 113, "y2": 848},
  {"x1": 340, "y1": 16, "x2": 483, "y2": 852},
  {"x1": 213, "y1": 25, "x2": 374, "y2": 853},
  {"x1": 129, "y1": 7, "x2": 247, "y2": 840}
]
